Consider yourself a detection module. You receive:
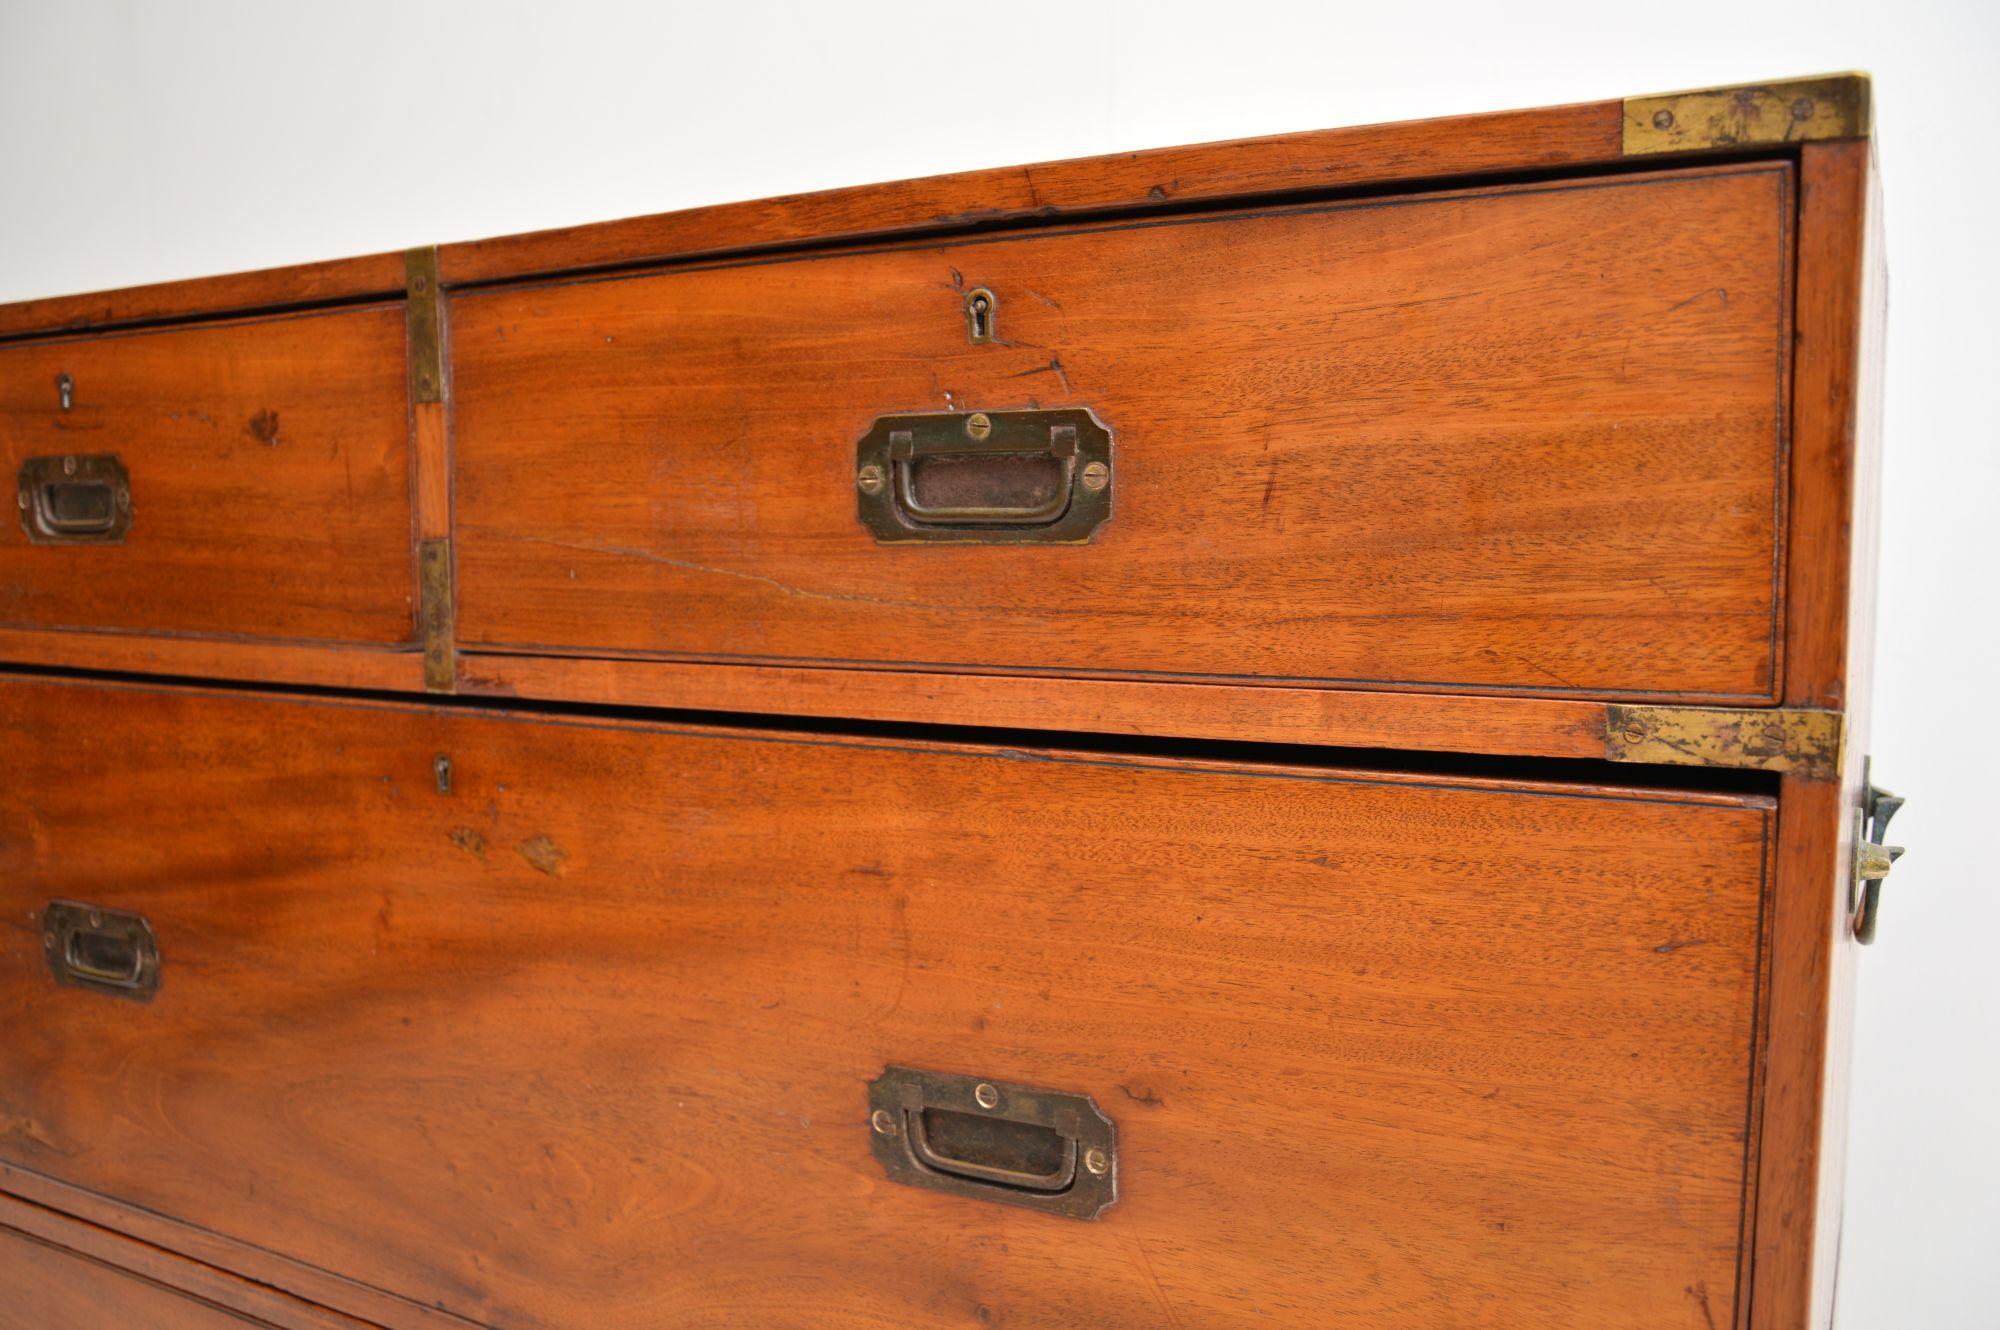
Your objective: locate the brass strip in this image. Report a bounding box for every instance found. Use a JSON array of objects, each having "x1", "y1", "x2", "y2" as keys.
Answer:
[
  {"x1": 1604, "y1": 705, "x2": 1844, "y2": 780},
  {"x1": 405, "y1": 246, "x2": 444, "y2": 404},
  {"x1": 419, "y1": 537, "x2": 456, "y2": 693},
  {"x1": 1624, "y1": 73, "x2": 1870, "y2": 155}
]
